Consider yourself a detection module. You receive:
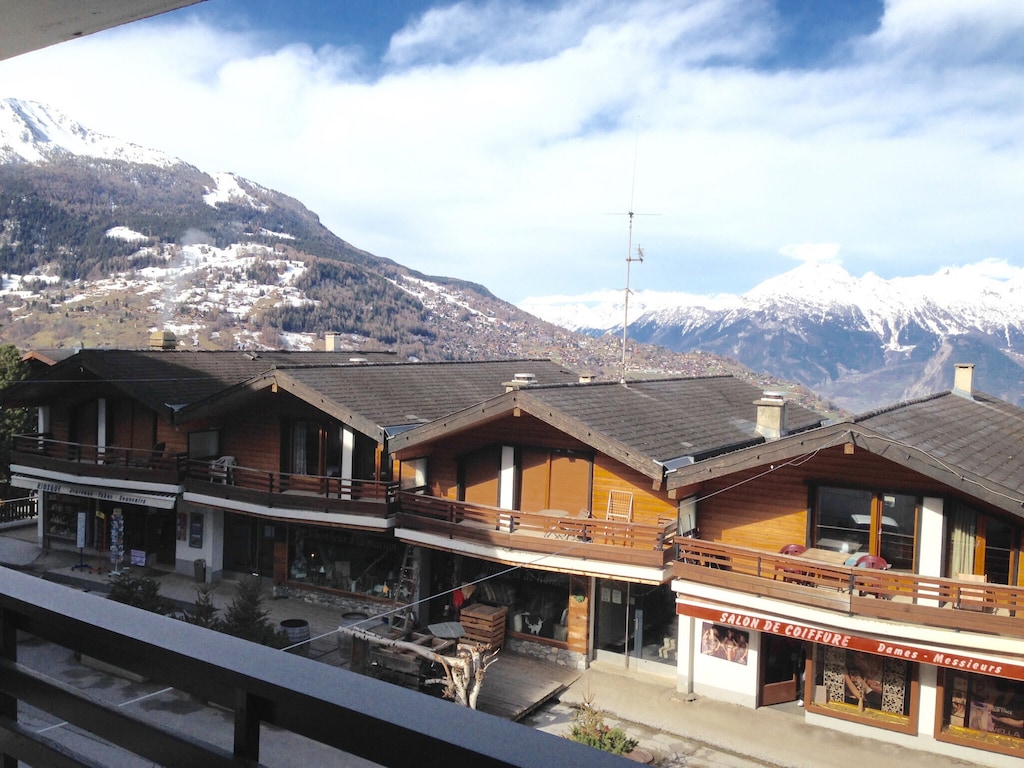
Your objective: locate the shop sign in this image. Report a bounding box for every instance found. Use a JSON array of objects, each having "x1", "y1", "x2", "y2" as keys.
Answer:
[
  {"x1": 28, "y1": 479, "x2": 173, "y2": 508},
  {"x1": 677, "y1": 601, "x2": 1024, "y2": 681}
]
